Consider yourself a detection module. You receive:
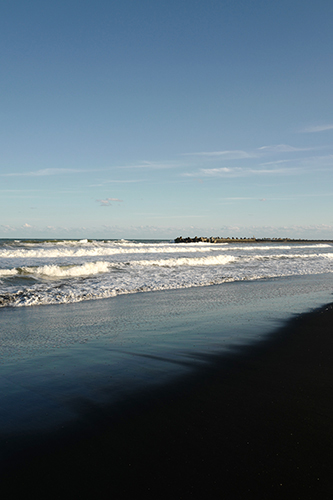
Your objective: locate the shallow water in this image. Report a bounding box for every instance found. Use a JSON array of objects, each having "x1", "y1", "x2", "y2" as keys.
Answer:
[{"x1": 0, "y1": 273, "x2": 332, "y2": 438}]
